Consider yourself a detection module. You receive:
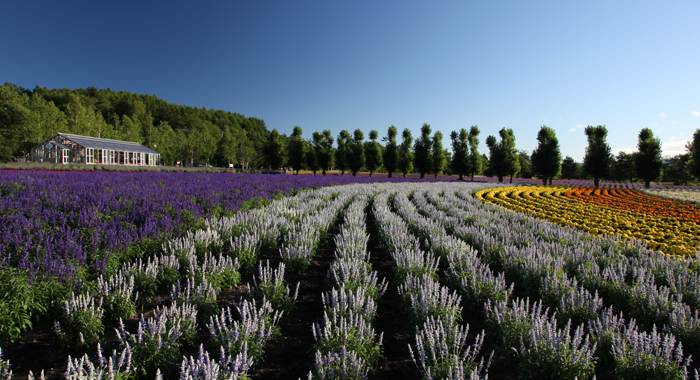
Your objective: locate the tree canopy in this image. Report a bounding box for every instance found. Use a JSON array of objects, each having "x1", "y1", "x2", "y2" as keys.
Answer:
[
  {"x1": 530, "y1": 126, "x2": 562, "y2": 185},
  {"x1": 382, "y1": 125, "x2": 398, "y2": 178},
  {"x1": 413, "y1": 123, "x2": 433, "y2": 179},
  {"x1": 398, "y1": 128, "x2": 414, "y2": 178},
  {"x1": 365, "y1": 130, "x2": 382, "y2": 177},
  {"x1": 583, "y1": 125, "x2": 613, "y2": 188}
]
